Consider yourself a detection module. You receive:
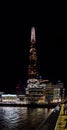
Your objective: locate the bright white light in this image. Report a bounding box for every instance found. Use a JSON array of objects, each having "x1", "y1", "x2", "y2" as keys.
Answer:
[
  {"x1": 58, "y1": 98, "x2": 61, "y2": 102},
  {"x1": 2, "y1": 94, "x2": 17, "y2": 97},
  {"x1": 31, "y1": 27, "x2": 36, "y2": 43}
]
